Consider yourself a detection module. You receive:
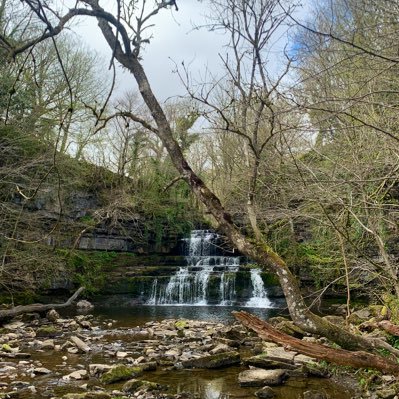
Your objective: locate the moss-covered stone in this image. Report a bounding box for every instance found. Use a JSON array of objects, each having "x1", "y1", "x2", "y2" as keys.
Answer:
[
  {"x1": 174, "y1": 320, "x2": 188, "y2": 330},
  {"x1": 100, "y1": 365, "x2": 143, "y2": 384},
  {"x1": 36, "y1": 325, "x2": 61, "y2": 337},
  {"x1": 1, "y1": 344, "x2": 13, "y2": 352}
]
